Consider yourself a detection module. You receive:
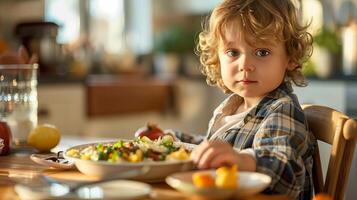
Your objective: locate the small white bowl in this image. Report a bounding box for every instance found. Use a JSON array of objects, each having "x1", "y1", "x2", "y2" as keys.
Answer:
[{"x1": 166, "y1": 170, "x2": 272, "y2": 199}]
